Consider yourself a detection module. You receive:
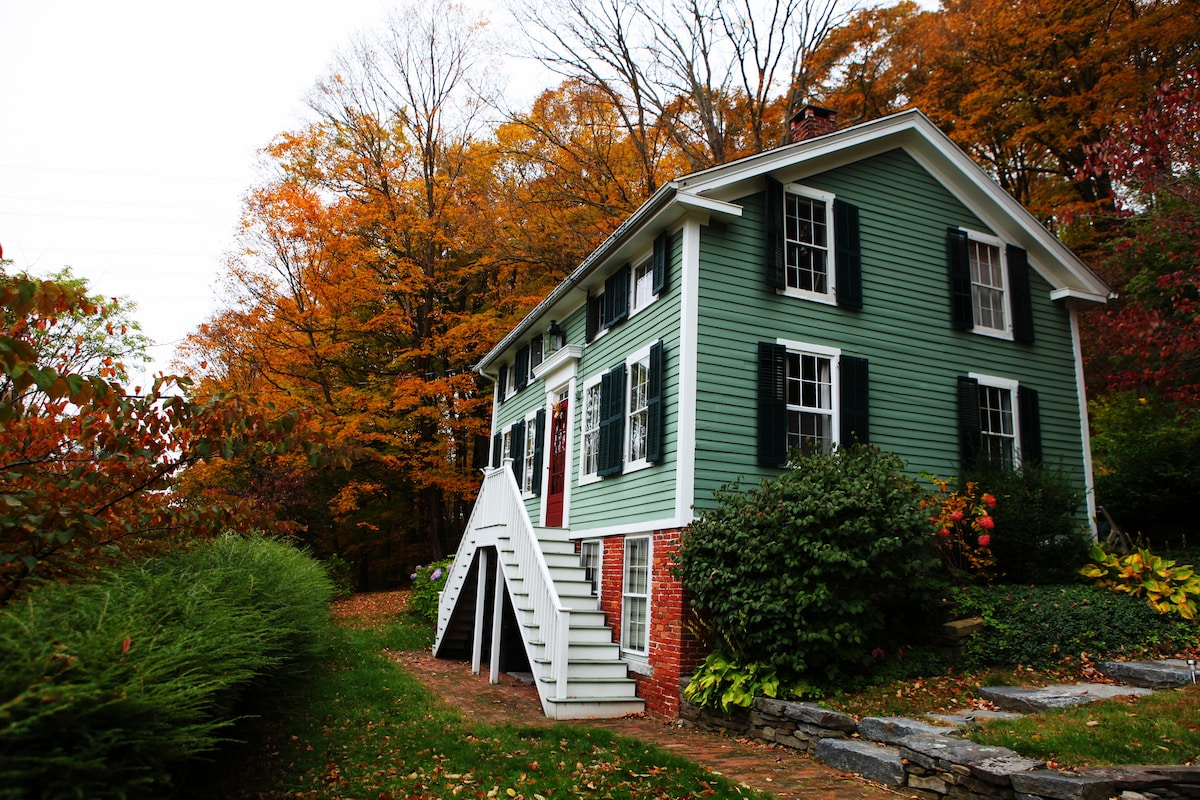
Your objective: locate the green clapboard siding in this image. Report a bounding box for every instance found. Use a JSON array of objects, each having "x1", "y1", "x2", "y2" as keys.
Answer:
[{"x1": 693, "y1": 147, "x2": 1087, "y2": 511}]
